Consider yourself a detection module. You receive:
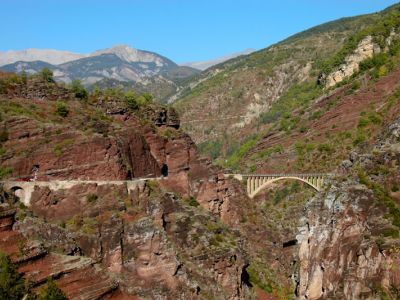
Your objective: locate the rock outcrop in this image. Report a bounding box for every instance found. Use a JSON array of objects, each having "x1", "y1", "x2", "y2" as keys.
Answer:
[
  {"x1": 297, "y1": 118, "x2": 400, "y2": 299},
  {"x1": 12, "y1": 182, "x2": 250, "y2": 299},
  {"x1": 325, "y1": 36, "x2": 377, "y2": 88},
  {"x1": 0, "y1": 76, "x2": 252, "y2": 299}
]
